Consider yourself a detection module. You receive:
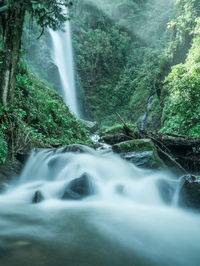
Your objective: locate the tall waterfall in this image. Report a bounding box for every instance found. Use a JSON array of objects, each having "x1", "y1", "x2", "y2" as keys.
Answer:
[
  {"x1": 49, "y1": 8, "x2": 79, "y2": 116},
  {"x1": 0, "y1": 146, "x2": 200, "y2": 265}
]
